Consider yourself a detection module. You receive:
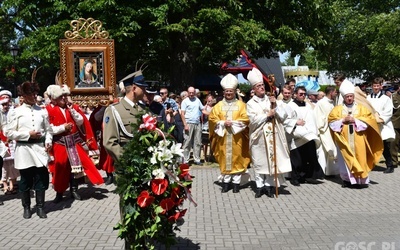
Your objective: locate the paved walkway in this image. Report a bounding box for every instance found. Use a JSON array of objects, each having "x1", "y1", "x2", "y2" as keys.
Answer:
[{"x1": 1, "y1": 165, "x2": 400, "y2": 250}]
